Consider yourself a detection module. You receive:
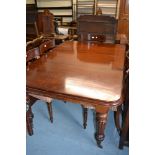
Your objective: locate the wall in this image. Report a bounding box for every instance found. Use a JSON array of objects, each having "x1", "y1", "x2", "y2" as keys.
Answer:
[
  {"x1": 37, "y1": 0, "x2": 73, "y2": 23},
  {"x1": 26, "y1": 0, "x2": 120, "y2": 23},
  {"x1": 26, "y1": 0, "x2": 35, "y2": 4}
]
